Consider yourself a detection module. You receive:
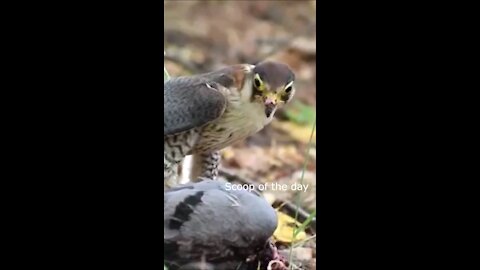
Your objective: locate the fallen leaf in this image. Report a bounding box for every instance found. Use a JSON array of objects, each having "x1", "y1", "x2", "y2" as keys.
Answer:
[
  {"x1": 290, "y1": 247, "x2": 313, "y2": 262},
  {"x1": 273, "y1": 211, "x2": 307, "y2": 243},
  {"x1": 221, "y1": 146, "x2": 236, "y2": 160},
  {"x1": 263, "y1": 192, "x2": 276, "y2": 205},
  {"x1": 272, "y1": 121, "x2": 316, "y2": 145},
  {"x1": 283, "y1": 100, "x2": 316, "y2": 126}
]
